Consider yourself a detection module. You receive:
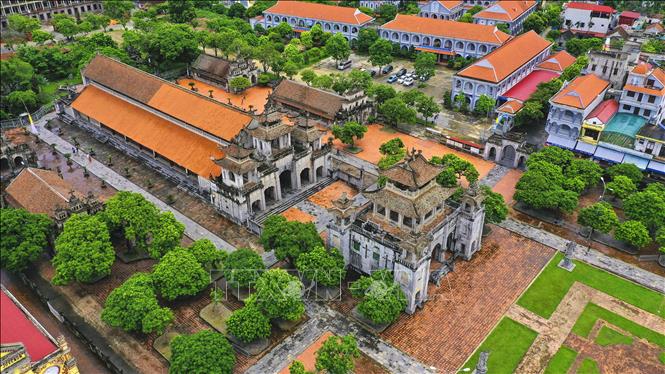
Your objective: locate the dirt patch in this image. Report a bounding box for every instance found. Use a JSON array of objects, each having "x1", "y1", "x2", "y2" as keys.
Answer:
[
  {"x1": 307, "y1": 180, "x2": 358, "y2": 209},
  {"x1": 281, "y1": 207, "x2": 316, "y2": 223}
]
